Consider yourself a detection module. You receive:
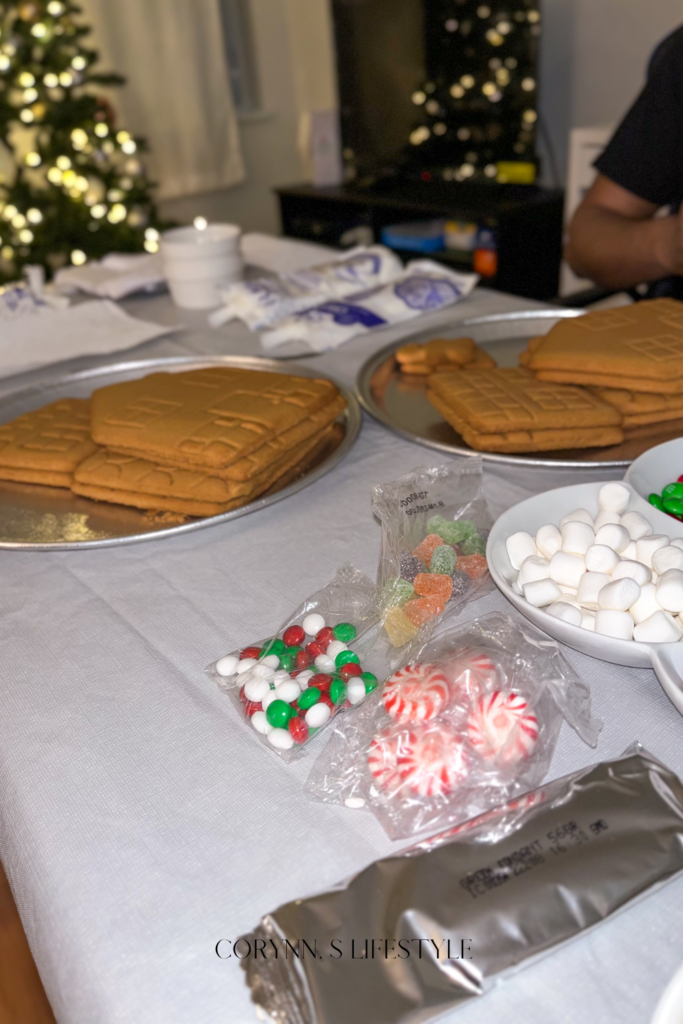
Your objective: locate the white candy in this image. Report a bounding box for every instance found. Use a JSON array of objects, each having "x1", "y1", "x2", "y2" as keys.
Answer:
[
  {"x1": 346, "y1": 677, "x2": 367, "y2": 705},
  {"x1": 594, "y1": 523, "x2": 630, "y2": 553},
  {"x1": 636, "y1": 534, "x2": 669, "y2": 568},
  {"x1": 581, "y1": 611, "x2": 596, "y2": 631},
  {"x1": 561, "y1": 521, "x2": 595, "y2": 555},
  {"x1": 611, "y1": 560, "x2": 652, "y2": 586},
  {"x1": 549, "y1": 551, "x2": 586, "y2": 589},
  {"x1": 594, "y1": 510, "x2": 621, "y2": 531},
  {"x1": 546, "y1": 601, "x2": 582, "y2": 626},
  {"x1": 253, "y1": 663, "x2": 275, "y2": 680},
  {"x1": 633, "y1": 610, "x2": 683, "y2": 643},
  {"x1": 272, "y1": 669, "x2": 293, "y2": 684},
  {"x1": 244, "y1": 676, "x2": 272, "y2": 703},
  {"x1": 523, "y1": 578, "x2": 561, "y2": 607},
  {"x1": 303, "y1": 613, "x2": 326, "y2": 636},
  {"x1": 598, "y1": 482, "x2": 630, "y2": 514},
  {"x1": 577, "y1": 571, "x2": 611, "y2": 610},
  {"x1": 296, "y1": 669, "x2": 314, "y2": 688},
  {"x1": 215, "y1": 654, "x2": 239, "y2": 677},
  {"x1": 556, "y1": 594, "x2": 581, "y2": 609},
  {"x1": 506, "y1": 531, "x2": 537, "y2": 570},
  {"x1": 305, "y1": 702, "x2": 331, "y2": 728},
  {"x1": 597, "y1": 577, "x2": 640, "y2": 611},
  {"x1": 595, "y1": 609, "x2": 634, "y2": 640},
  {"x1": 517, "y1": 555, "x2": 550, "y2": 587},
  {"x1": 326, "y1": 640, "x2": 348, "y2": 659},
  {"x1": 314, "y1": 653, "x2": 336, "y2": 672},
  {"x1": 559, "y1": 508, "x2": 594, "y2": 528},
  {"x1": 630, "y1": 583, "x2": 661, "y2": 625},
  {"x1": 259, "y1": 654, "x2": 281, "y2": 669},
  {"x1": 261, "y1": 689, "x2": 278, "y2": 711},
  {"x1": 656, "y1": 569, "x2": 683, "y2": 613},
  {"x1": 535, "y1": 524, "x2": 562, "y2": 560},
  {"x1": 619, "y1": 511, "x2": 653, "y2": 541},
  {"x1": 251, "y1": 711, "x2": 272, "y2": 735},
  {"x1": 584, "y1": 544, "x2": 620, "y2": 575},
  {"x1": 268, "y1": 728, "x2": 294, "y2": 750},
  {"x1": 622, "y1": 540, "x2": 638, "y2": 561},
  {"x1": 652, "y1": 545, "x2": 683, "y2": 575},
  {"x1": 236, "y1": 657, "x2": 258, "y2": 675},
  {"x1": 671, "y1": 538, "x2": 683, "y2": 552},
  {"x1": 274, "y1": 681, "x2": 301, "y2": 703}
]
